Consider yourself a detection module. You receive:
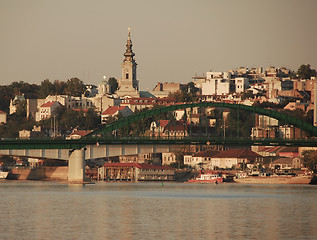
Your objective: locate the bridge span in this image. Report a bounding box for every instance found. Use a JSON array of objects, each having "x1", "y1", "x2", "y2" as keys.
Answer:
[
  {"x1": 1, "y1": 101, "x2": 317, "y2": 183},
  {"x1": 0, "y1": 142, "x2": 169, "y2": 183}
]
